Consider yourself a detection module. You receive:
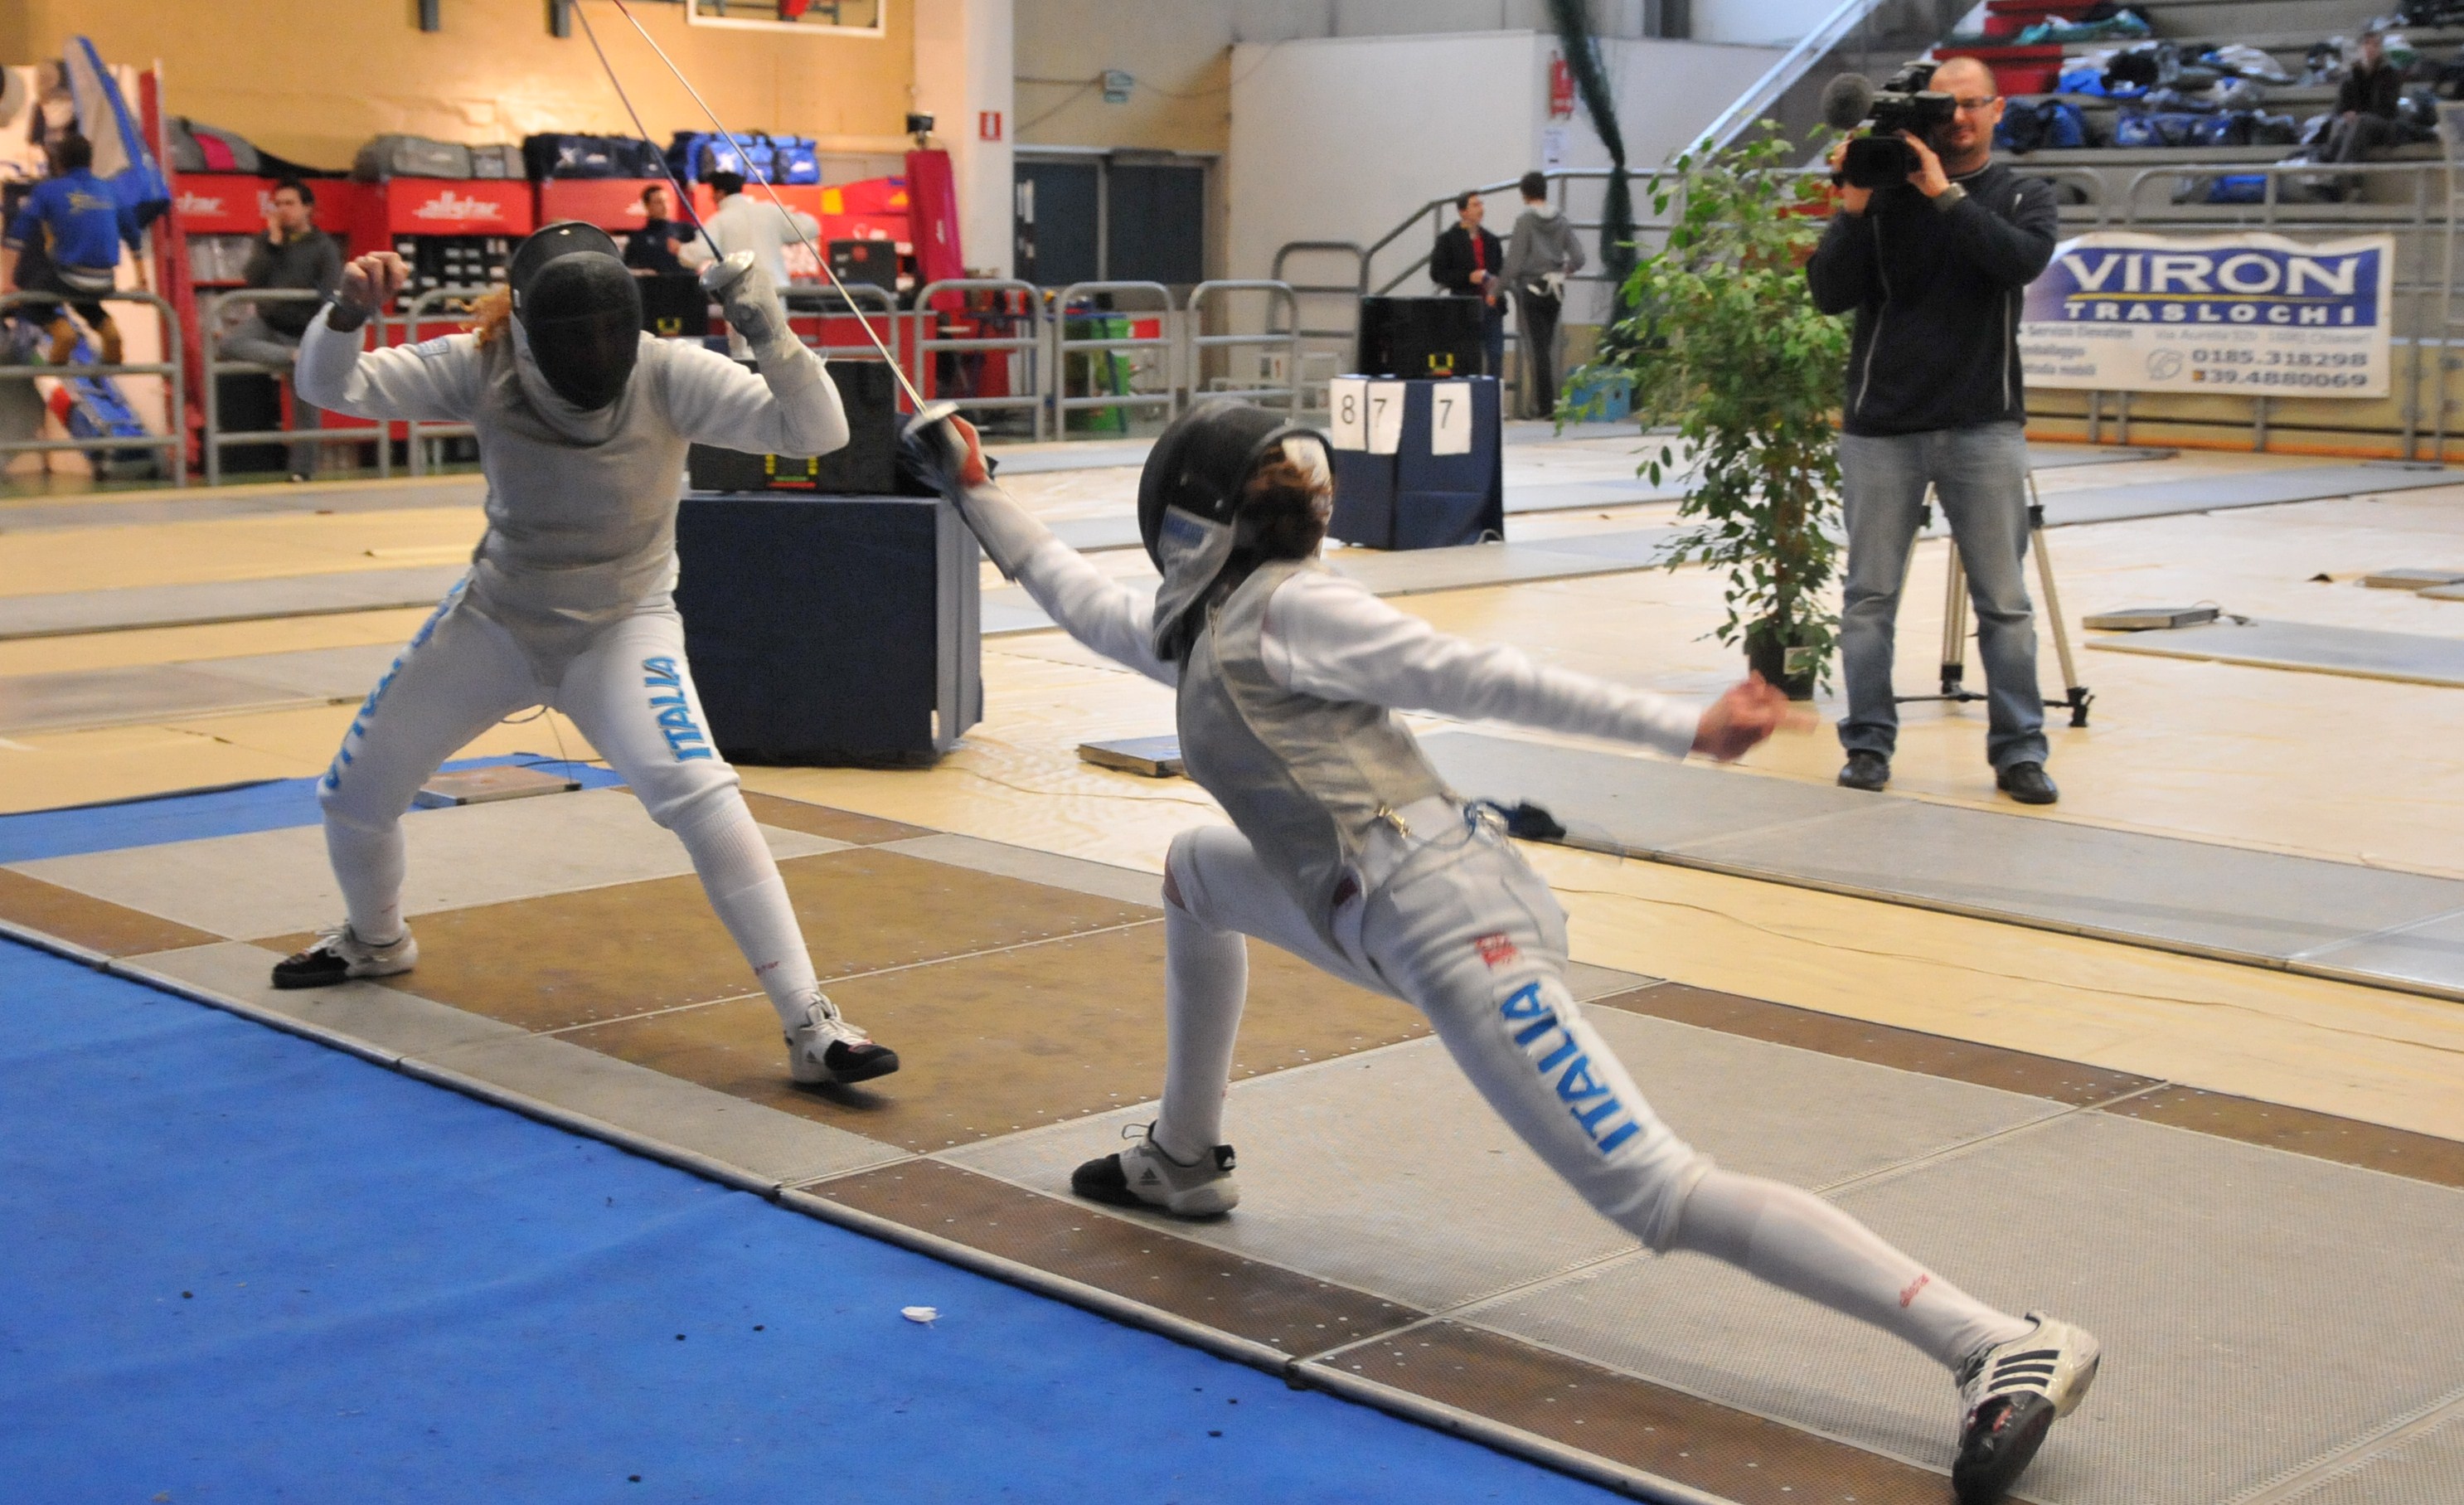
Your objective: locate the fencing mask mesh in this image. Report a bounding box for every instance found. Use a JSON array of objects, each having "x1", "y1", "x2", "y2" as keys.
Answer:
[{"x1": 508, "y1": 221, "x2": 643, "y2": 412}]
